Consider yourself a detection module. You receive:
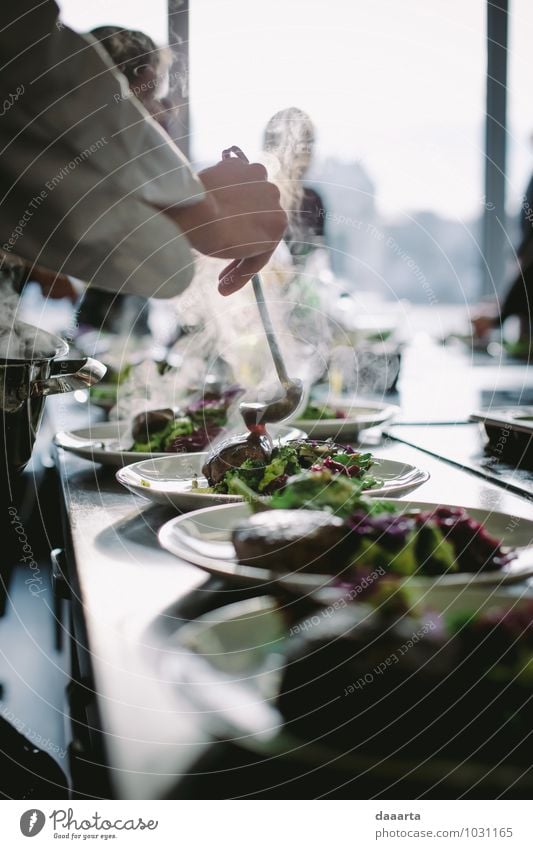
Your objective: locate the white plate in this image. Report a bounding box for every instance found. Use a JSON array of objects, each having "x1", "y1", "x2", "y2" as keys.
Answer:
[
  {"x1": 161, "y1": 588, "x2": 533, "y2": 748},
  {"x1": 54, "y1": 422, "x2": 306, "y2": 468},
  {"x1": 289, "y1": 401, "x2": 398, "y2": 439},
  {"x1": 116, "y1": 455, "x2": 429, "y2": 510},
  {"x1": 158, "y1": 501, "x2": 533, "y2": 592}
]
